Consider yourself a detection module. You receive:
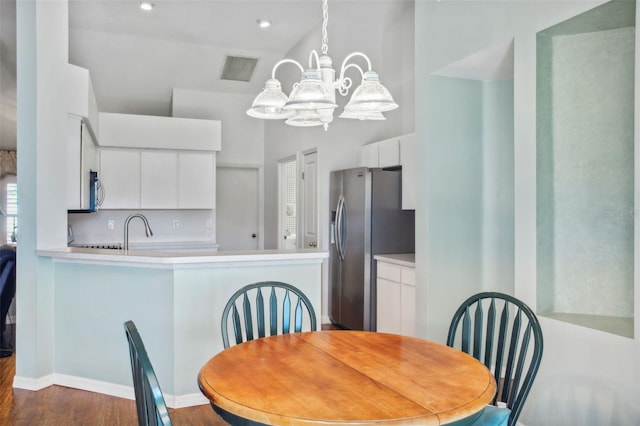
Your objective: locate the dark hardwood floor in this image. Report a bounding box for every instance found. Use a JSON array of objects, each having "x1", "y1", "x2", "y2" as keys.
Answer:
[
  {"x1": 0, "y1": 324, "x2": 338, "y2": 425},
  {"x1": 0, "y1": 324, "x2": 226, "y2": 425}
]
